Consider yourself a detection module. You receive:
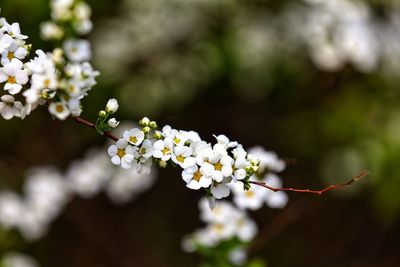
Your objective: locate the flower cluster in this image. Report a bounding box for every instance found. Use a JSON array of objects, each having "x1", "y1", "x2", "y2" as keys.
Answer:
[
  {"x1": 41, "y1": 0, "x2": 93, "y2": 40},
  {"x1": 0, "y1": 16, "x2": 98, "y2": 120},
  {"x1": 0, "y1": 137, "x2": 156, "y2": 241},
  {"x1": 182, "y1": 147, "x2": 288, "y2": 266},
  {"x1": 182, "y1": 198, "x2": 257, "y2": 265},
  {"x1": 106, "y1": 113, "x2": 262, "y2": 202}
]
